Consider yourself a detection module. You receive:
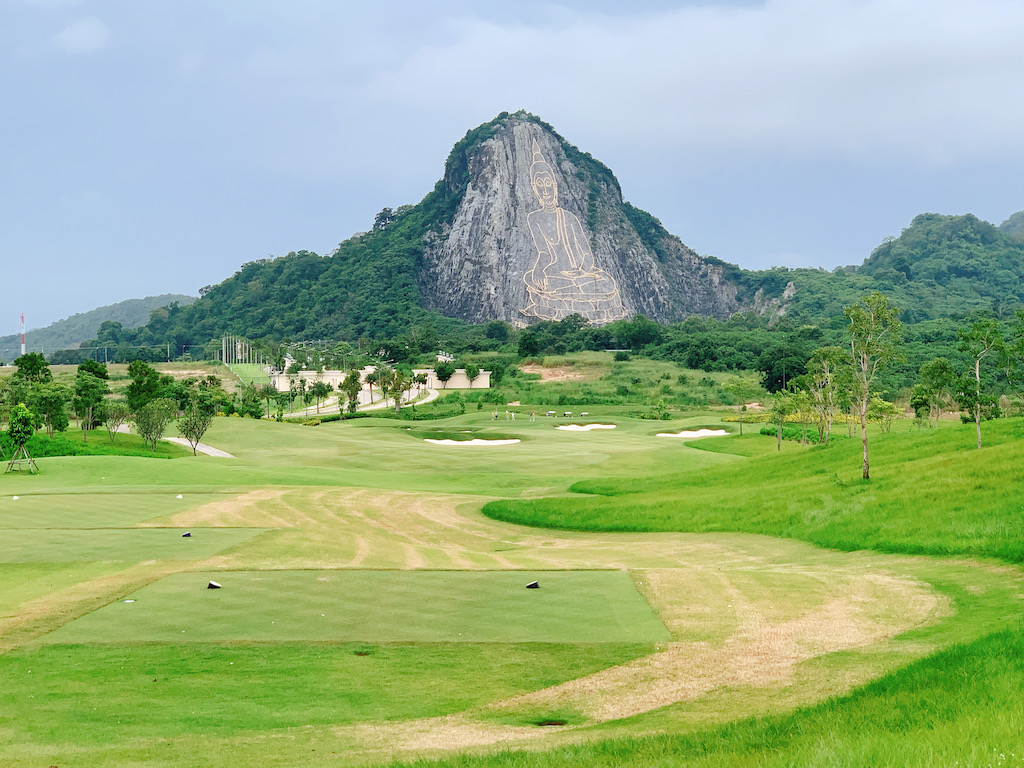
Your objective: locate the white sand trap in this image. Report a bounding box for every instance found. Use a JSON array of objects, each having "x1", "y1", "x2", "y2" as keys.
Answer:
[
  {"x1": 424, "y1": 439, "x2": 521, "y2": 446},
  {"x1": 657, "y1": 428, "x2": 730, "y2": 438},
  {"x1": 556, "y1": 424, "x2": 617, "y2": 432}
]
